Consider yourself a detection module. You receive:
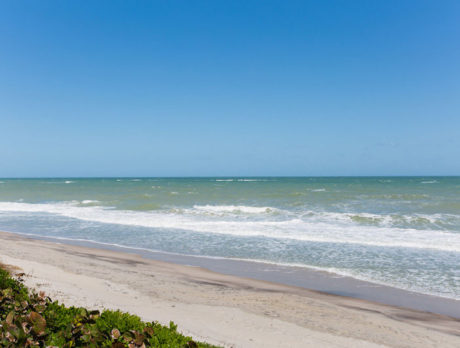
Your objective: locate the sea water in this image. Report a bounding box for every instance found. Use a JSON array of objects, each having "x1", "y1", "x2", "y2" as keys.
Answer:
[{"x1": 0, "y1": 177, "x2": 459, "y2": 299}]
